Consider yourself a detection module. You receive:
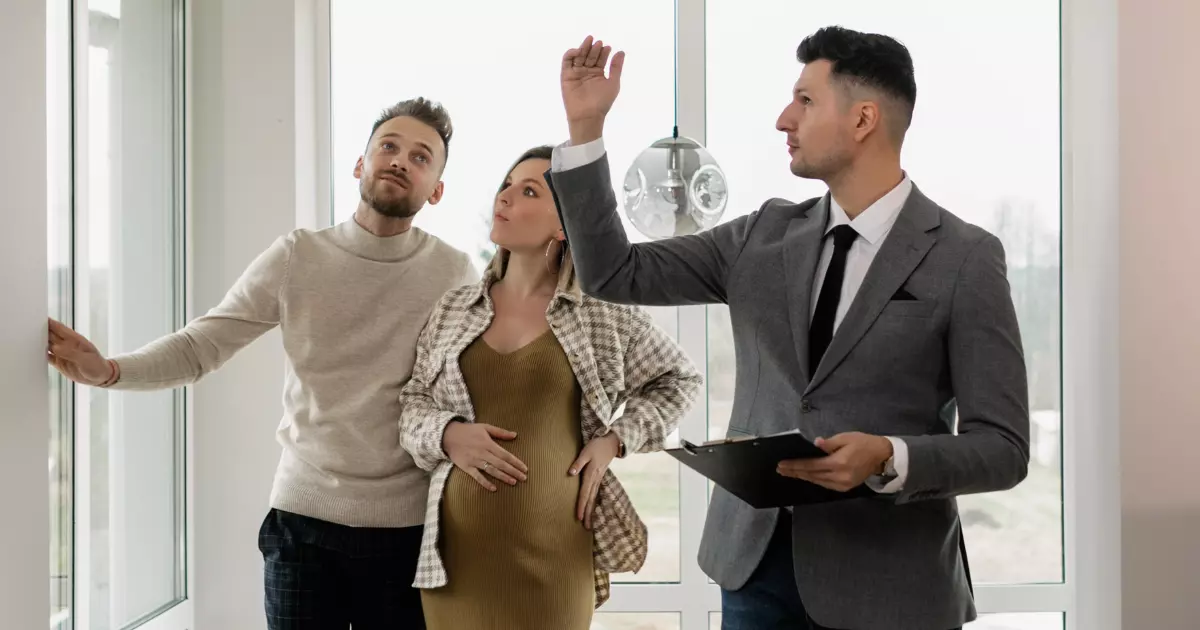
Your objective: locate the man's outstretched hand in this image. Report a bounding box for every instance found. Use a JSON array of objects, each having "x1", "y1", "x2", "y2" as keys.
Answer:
[
  {"x1": 47, "y1": 318, "x2": 114, "y2": 386},
  {"x1": 561, "y1": 35, "x2": 624, "y2": 145},
  {"x1": 776, "y1": 432, "x2": 893, "y2": 492}
]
